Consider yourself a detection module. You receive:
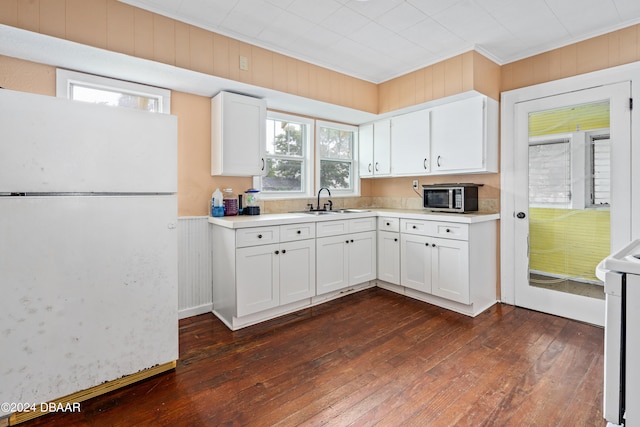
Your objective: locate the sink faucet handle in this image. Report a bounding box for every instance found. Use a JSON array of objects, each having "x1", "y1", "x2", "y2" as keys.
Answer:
[
  {"x1": 306, "y1": 203, "x2": 314, "y2": 211},
  {"x1": 328, "y1": 200, "x2": 333, "y2": 211}
]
